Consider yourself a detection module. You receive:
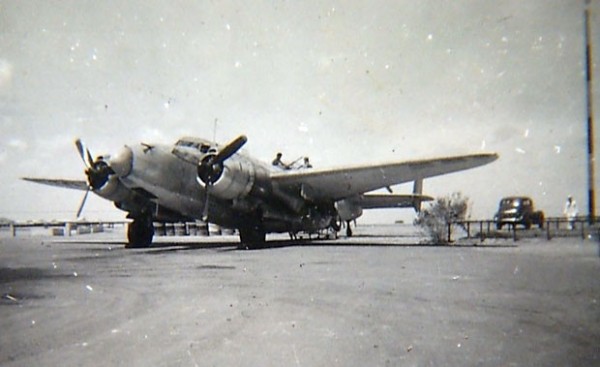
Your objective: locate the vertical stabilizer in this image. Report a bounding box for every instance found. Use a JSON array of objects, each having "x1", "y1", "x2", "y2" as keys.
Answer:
[{"x1": 413, "y1": 178, "x2": 424, "y2": 212}]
